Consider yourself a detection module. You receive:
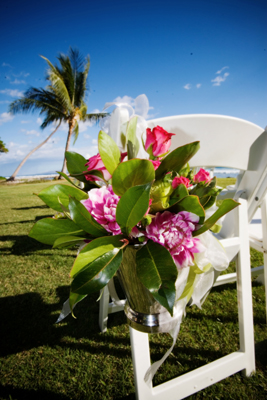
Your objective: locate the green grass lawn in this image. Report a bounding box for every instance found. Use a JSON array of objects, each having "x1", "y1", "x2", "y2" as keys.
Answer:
[{"x1": 0, "y1": 180, "x2": 266, "y2": 400}]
